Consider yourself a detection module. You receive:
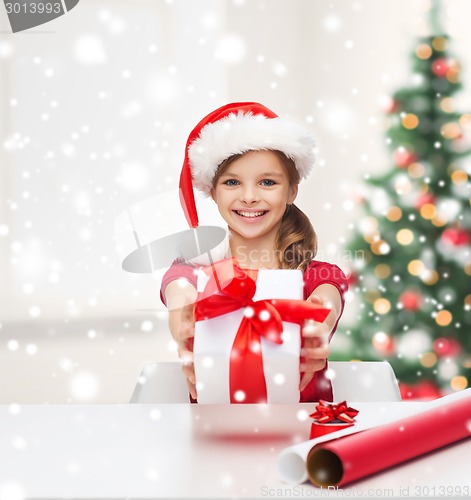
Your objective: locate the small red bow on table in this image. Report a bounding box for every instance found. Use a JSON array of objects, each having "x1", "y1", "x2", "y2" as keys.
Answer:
[{"x1": 310, "y1": 400, "x2": 359, "y2": 424}]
